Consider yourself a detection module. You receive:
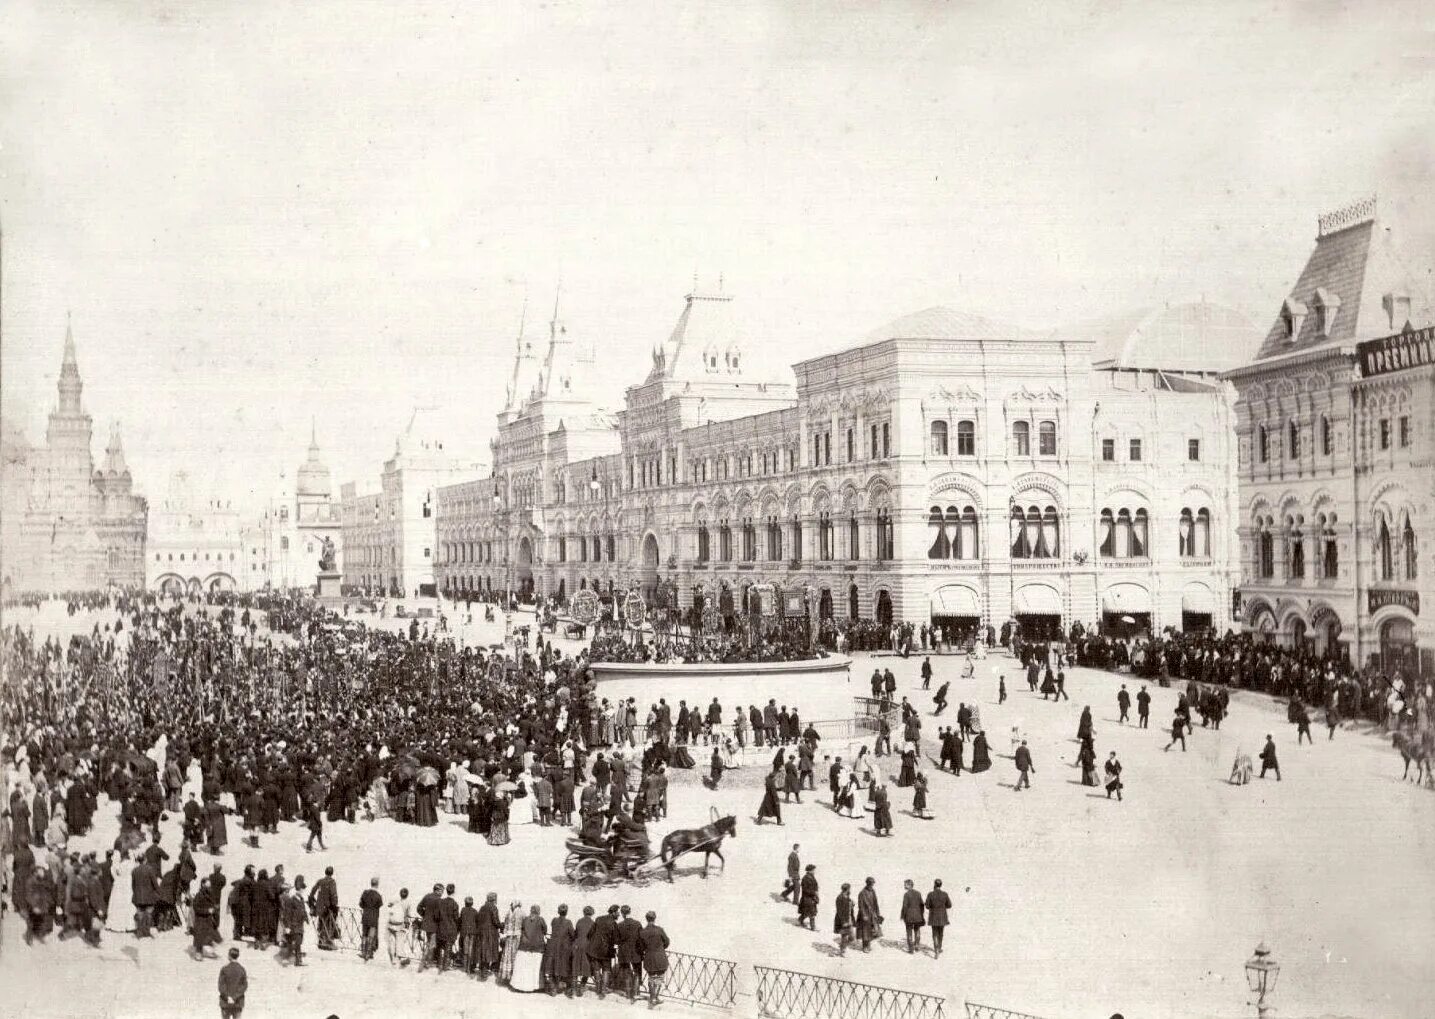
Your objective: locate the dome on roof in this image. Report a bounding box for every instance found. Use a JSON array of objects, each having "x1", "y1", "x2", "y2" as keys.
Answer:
[
  {"x1": 296, "y1": 427, "x2": 331, "y2": 499},
  {"x1": 1082, "y1": 301, "x2": 1260, "y2": 373}
]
